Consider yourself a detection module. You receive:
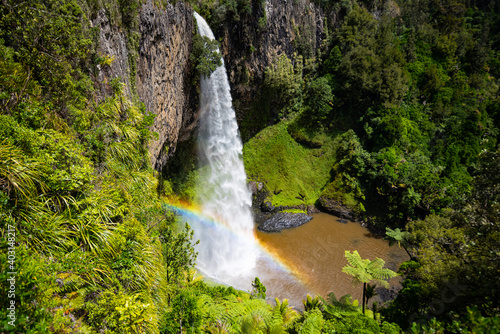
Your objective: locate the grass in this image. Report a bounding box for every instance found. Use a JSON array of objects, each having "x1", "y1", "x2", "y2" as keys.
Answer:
[{"x1": 243, "y1": 120, "x2": 337, "y2": 207}]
